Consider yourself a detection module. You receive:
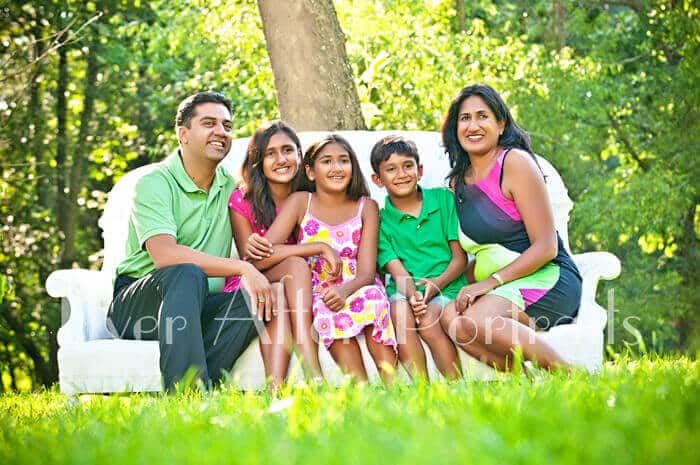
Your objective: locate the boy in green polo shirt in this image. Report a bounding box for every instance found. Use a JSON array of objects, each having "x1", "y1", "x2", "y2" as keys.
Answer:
[{"x1": 370, "y1": 135, "x2": 467, "y2": 380}]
